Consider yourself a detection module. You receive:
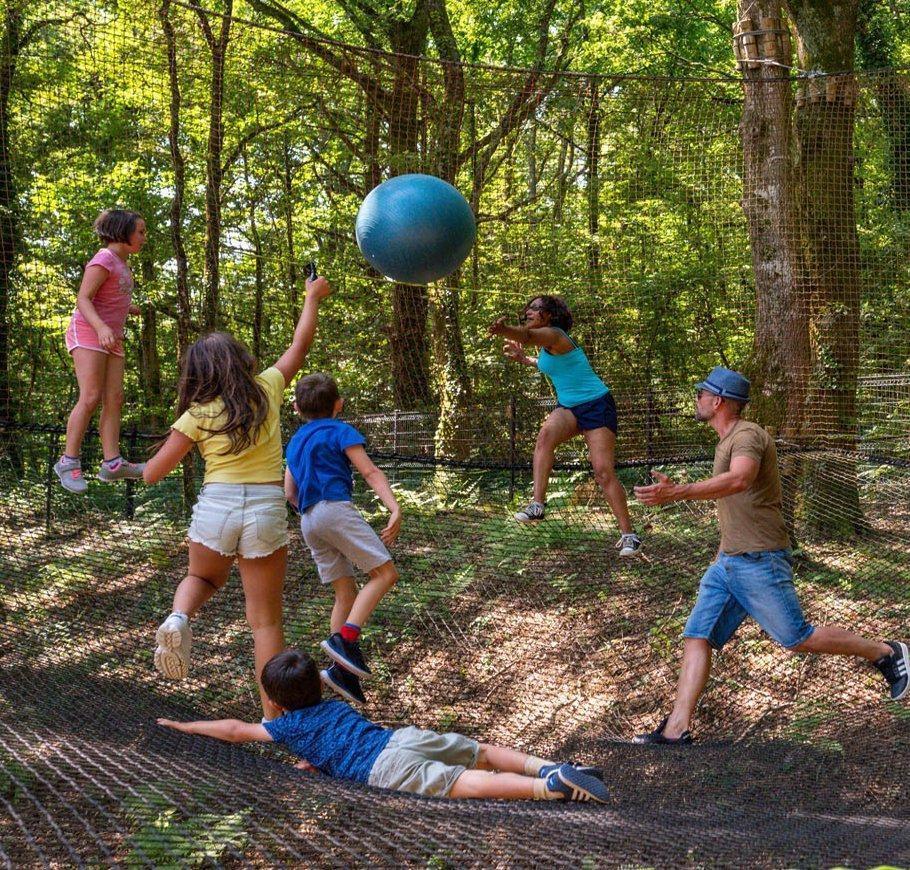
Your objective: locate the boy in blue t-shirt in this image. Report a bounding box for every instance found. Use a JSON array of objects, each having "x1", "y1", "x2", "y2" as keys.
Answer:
[
  {"x1": 157, "y1": 648, "x2": 610, "y2": 803},
  {"x1": 284, "y1": 373, "x2": 401, "y2": 705}
]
